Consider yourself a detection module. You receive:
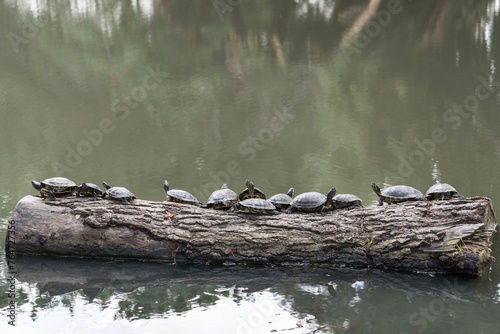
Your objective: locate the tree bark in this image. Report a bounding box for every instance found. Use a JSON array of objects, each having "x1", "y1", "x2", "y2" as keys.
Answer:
[{"x1": 9, "y1": 195, "x2": 497, "y2": 276}]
